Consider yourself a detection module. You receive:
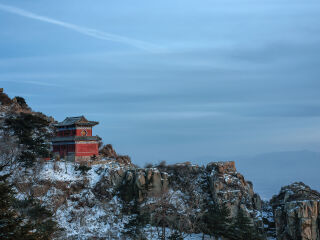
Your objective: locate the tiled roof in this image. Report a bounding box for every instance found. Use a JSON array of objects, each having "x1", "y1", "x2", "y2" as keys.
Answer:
[{"x1": 54, "y1": 116, "x2": 98, "y2": 127}]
